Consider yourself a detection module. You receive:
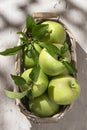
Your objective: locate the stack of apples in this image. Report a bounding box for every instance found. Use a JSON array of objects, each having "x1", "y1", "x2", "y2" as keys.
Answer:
[
  {"x1": 0, "y1": 15, "x2": 80, "y2": 119},
  {"x1": 20, "y1": 19, "x2": 80, "y2": 117}
]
